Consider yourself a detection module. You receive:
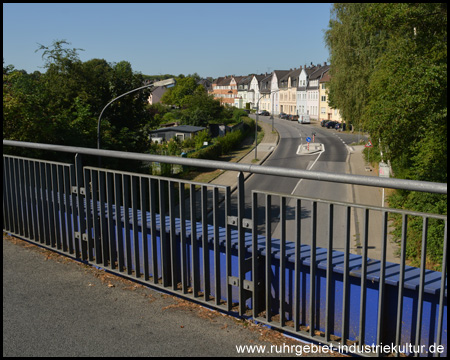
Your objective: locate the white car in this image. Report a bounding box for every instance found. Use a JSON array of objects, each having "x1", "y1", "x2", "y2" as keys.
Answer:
[{"x1": 298, "y1": 115, "x2": 310, "y2": 124}]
